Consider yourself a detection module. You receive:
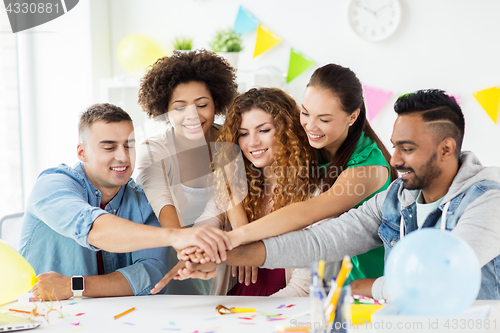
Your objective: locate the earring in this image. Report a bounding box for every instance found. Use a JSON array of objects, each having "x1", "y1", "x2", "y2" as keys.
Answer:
[{"x1": 348, "y1": 123, "x2": 352, "y2": 127}]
